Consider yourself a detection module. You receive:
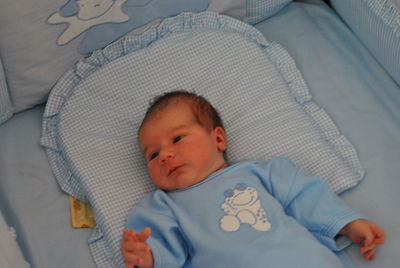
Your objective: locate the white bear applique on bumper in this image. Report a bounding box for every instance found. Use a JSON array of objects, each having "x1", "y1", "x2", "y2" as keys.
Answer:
[{"x1": 220, "y1": 183, "x2": 271, "y2": 232}]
